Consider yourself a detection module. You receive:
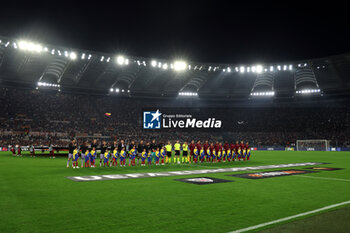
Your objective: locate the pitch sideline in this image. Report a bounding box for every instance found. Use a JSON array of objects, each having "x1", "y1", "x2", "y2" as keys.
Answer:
[{"x1": 228, "y1": 200, "x2": 350, "y2": 233}]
